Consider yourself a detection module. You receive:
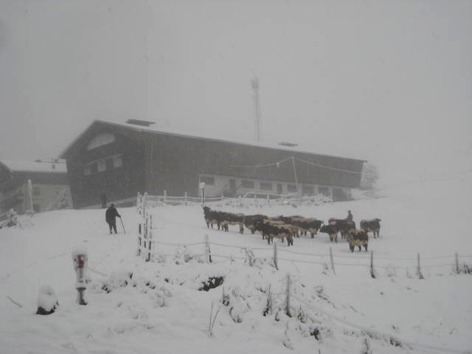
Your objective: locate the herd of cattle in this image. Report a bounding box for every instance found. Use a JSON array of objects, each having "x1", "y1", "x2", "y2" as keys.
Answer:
[{"x1": 202, "y1": 206, "x2": 381, "y2": 252}]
